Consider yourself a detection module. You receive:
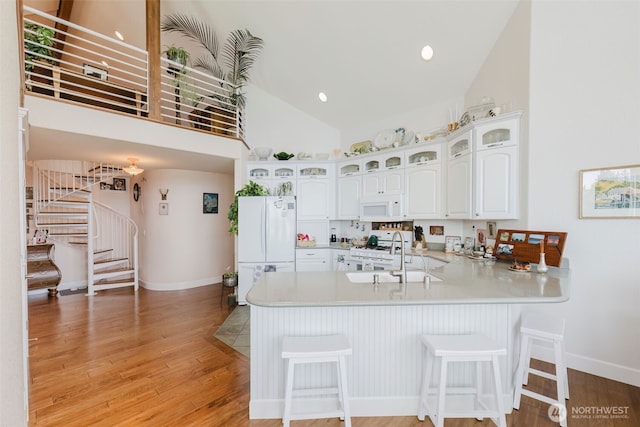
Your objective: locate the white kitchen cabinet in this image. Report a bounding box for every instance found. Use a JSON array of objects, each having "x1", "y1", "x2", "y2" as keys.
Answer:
[
  {"x1": 363, "y1": 152, "x2": 403, "y2": 173},
  {"x1": 336, "y1": 159, "x2": 362, "y2": 219},
  {"x1": 404, "y1": 144, "x2": 443, "y2": 219},
  {"x1": 297, "y1": 164, "x2": 335, "y2": 220},
  {"x1": 337, "y1": 175, "x2": 361, "y2": 219},
  {"x1": 247, "y1": 162, "x2": 296, "y2": 196},
  {"x1": 473, "y1": 115, "x2": 519, "y2": 219},
  {"x1": 331, "y1": 249, "x2": 356, "y2": 271},
  {"x1": 296, "y1": 248, "x2": 331, "y2": 272},
  {"x1": 362, "y1": 170, "x2": 404, "y2": 197},
  {"x1": 445, "y1": 111, "x2": 521, "y2": 219},
  {"x1": 446, "y1": 132, "x2": 473, "y2": 219}
]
